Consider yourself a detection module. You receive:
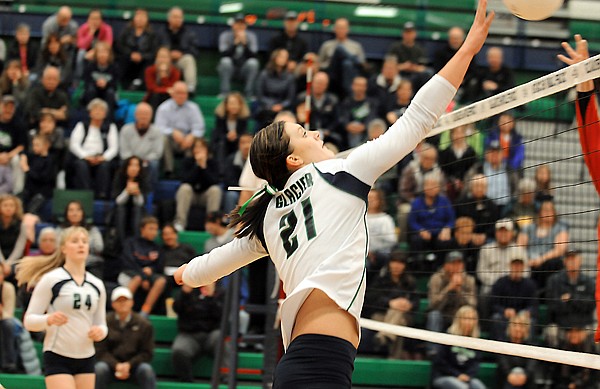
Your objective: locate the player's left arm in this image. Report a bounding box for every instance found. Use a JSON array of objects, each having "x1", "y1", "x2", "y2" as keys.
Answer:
[{"x1": 89, "y1": 281, "x2": 108, "y2": 342}]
